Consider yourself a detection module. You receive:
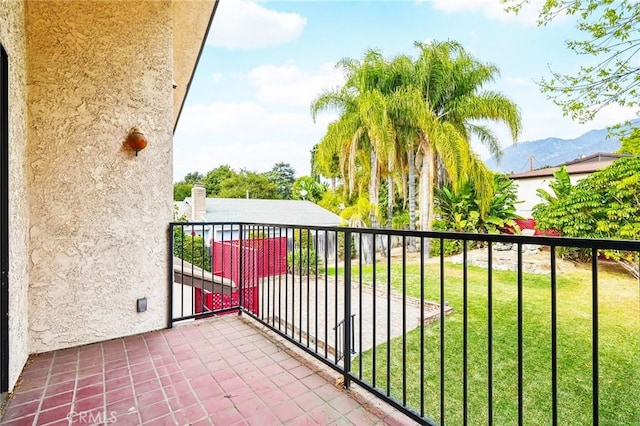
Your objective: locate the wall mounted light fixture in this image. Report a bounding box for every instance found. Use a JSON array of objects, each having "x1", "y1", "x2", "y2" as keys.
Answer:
[{"x1": 126, "y1": 127, "x2": 147, "y2": 156}]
